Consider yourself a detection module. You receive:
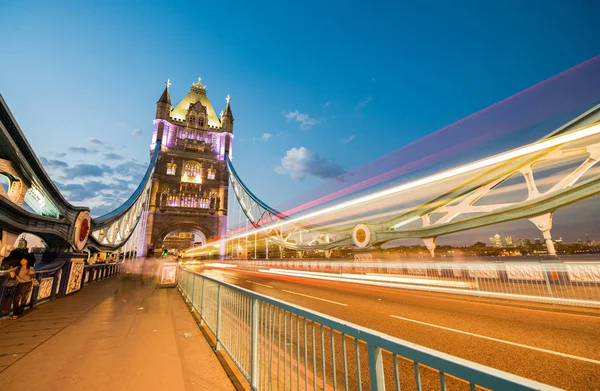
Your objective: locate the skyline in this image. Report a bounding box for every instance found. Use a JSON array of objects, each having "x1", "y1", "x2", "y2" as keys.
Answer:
[{"x1": 1, "y1": 1, "x2": 600, "y2": 245}]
